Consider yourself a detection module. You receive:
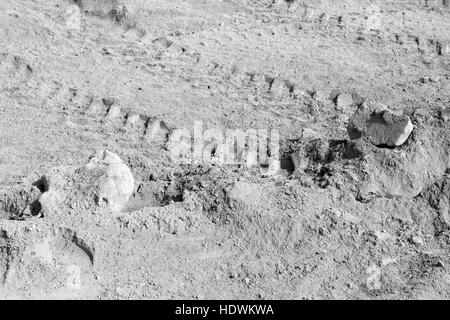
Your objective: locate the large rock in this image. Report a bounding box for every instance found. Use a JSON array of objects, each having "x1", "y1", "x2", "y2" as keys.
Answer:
[
  {"x1": 79, "y1": 150, "x2": 134, "y2": 213},
  {"x1": 39, "y1": 150, "x2": 134, "y2": 215},
  {"x1": 348, "y1": 104, "x2": 413, "y2": 147}
]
